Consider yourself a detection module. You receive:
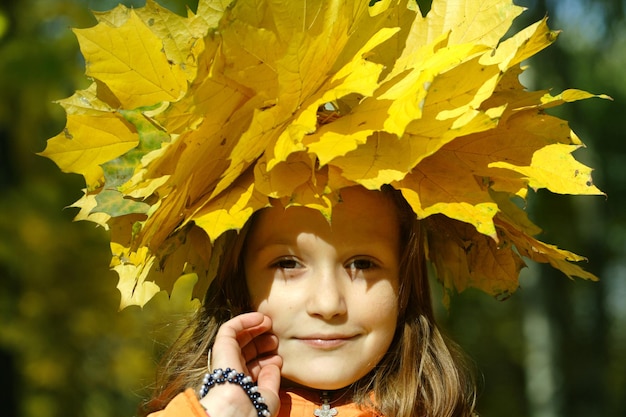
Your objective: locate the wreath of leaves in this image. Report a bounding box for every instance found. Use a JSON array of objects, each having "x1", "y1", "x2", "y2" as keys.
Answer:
[{"x1": 42, "y1": 0, "x2": 607, "y2": 308}]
